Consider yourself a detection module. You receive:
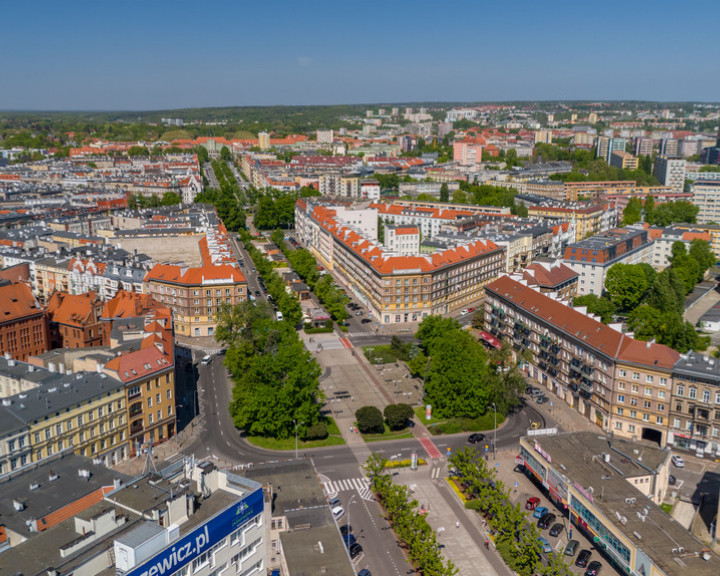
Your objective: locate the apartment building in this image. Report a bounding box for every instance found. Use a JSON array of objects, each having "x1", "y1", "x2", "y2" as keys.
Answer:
[
  {"x1": 563, "y1": 227, "x2": 653, "y2": 295},
  {"x1": 691, "y1": 180, "x2": 720, "y2": 225},
  {"x1": 45, "y1": 290, "x2": 103, "y2": 348},
  {"x1": 453, "y1": 137, "x2": 485, "y2": 167},
  {"x1": 385, "y1": 225, "x2": 420, "y2": 256},
  {"x1": 596, "y1": 137, "x2": 626, "y2": 163},
  {"x1": 646, "y1": 226, "x2": 712, "y2": 270},
  {"x1": 528, "y1": 203, "x2": 617, "y2": 241},
  {"x1": 34, "y1": 255, "x2": 72, "y2": 304},
  {"x1": 0, "y1": 282, "x2": 48, "y2": 361},
  {"x1": 610, "y1": 150, "x2": 639, "y2": 170},
  {"x1": 520, "y1": 261, "x2": 578, "y2": 300},
  {"x1": 296, "y1": 199, "x2": 505, "y2": 324},
  {"x1": 144, "y1": 264, "x2": 246, "y2": 337},
  {"x1": 672, "y1": 221, "x2": 720, "y2": 258},
  {"x1": 485, "y1": 275, "x2": 677, "y2": 437},
  {"x1": 372, "y1": 202, "x2": 477, "y2": 239},
  {"x1": 0, "y1": 355, "x2": 128, "y2": 474},
  {"x1": 653, "y1": 155, "x2": 687, "y2": 193},
  {"x1": 670, "y1": 351, "x2": 720, "y2": 457}
]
